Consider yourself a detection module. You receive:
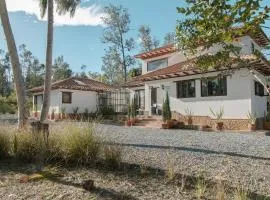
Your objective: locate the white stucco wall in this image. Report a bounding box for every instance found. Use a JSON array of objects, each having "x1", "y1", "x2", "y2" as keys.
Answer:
[
  {"x1": 143, "y1": 69, "x2": 263, "y2": 119},
  {"x1": 33, "y1": 89, "x2": 98, "y2": 115},
  {"x1": 141, "y1": 36, "x2": 259, "y2": 75}
]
